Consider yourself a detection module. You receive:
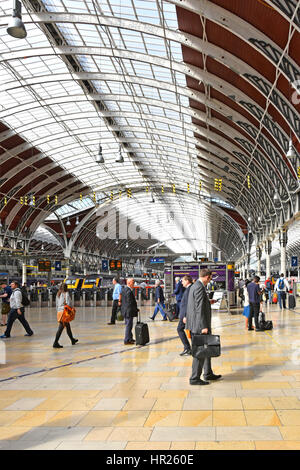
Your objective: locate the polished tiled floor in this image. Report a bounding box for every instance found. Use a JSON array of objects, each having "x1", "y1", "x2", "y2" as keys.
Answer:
[{"x1": 1, "y1": 302, "x2": 300, "y2": 450}]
